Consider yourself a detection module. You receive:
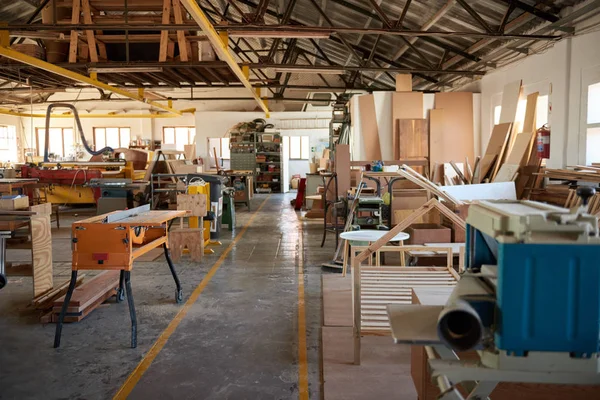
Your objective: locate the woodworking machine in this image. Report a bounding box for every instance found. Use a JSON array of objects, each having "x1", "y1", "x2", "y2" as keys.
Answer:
[{"x1": 387, "y1": 189, "x2": 600, "y2": 398}]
